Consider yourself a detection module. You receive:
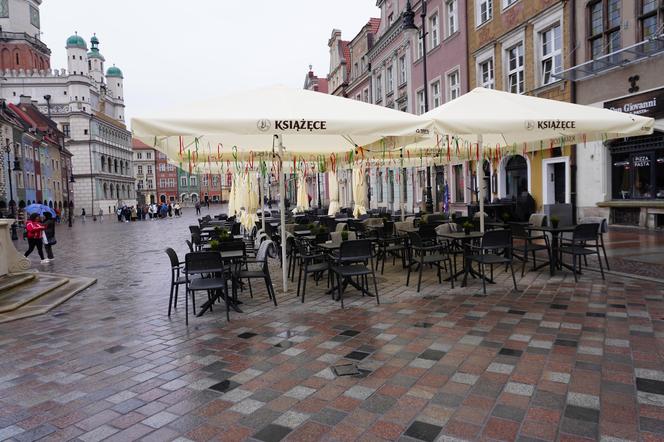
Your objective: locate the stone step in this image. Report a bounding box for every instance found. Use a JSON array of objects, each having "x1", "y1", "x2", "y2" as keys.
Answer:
[
  {"x1": 0, "y1": 274, "x2": 96, "y2": 324},
  {"x1": 0, "y1": 273, "x2": 69, "y2": 313},
  {"x1": 0, "y1": 273, "x2": 36, "y2": 292}
]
